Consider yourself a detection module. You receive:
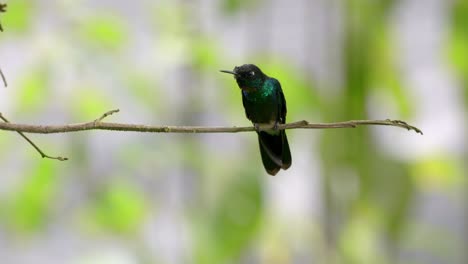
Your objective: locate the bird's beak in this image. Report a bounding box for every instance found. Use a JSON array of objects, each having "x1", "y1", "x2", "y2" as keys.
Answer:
[{"x1": 220, "y1": 70, "x2": 237, "y2": 76}]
